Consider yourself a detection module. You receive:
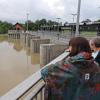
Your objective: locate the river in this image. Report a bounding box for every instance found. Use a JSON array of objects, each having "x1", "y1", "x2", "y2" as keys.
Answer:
[{"x1": 0, "y1": 36, "x2": 40, "y2": 96}]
